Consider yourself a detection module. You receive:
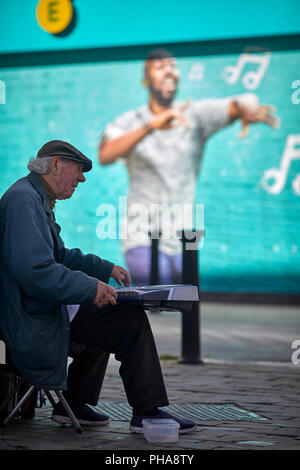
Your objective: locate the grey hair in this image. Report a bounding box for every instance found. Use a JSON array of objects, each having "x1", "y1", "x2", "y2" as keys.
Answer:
[
  {"x1": 27, "y1": 156, "x2": 54, "y2": 174},
  {"x1": 27, "y1": 156, "x2": 69, "y2": 174}
]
